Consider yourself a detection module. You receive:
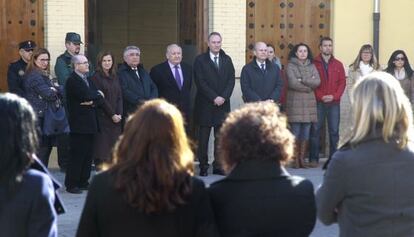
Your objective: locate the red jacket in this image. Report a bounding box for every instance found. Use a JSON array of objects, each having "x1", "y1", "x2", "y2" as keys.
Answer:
[{"x1": 313, "y1": 54, "x2": 346, "y2": 103}]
